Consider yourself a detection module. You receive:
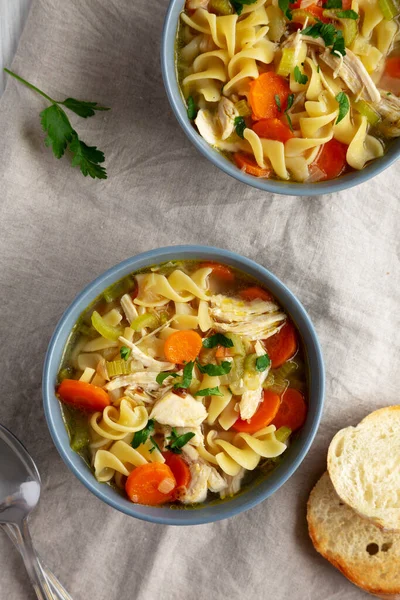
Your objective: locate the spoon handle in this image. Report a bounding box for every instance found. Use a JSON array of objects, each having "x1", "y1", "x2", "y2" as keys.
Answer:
[{"x1": 3, "y1": 521, "x2": 72, "y2": 600}]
